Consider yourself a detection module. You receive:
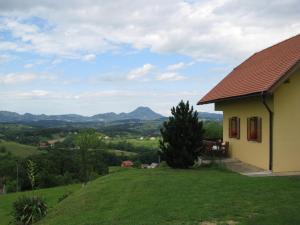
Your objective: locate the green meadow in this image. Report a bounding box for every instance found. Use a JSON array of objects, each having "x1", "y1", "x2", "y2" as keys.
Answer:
[
  {"x1": 0, "y1": 140, "x2": 38, "y2": 158},
  {"x1": 2, "y1": 167, "x2": 300, "y2": 225}
]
